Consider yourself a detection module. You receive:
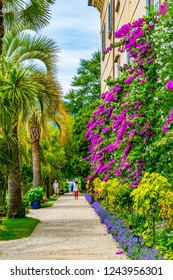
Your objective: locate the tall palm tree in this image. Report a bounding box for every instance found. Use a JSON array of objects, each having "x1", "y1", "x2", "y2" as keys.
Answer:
[
  {"x1": 0, "y1": 0, "x2": 55, "y2": 54},
  {"x1": 28, "y1": 94, "x2": 70, "y2": 188},
  {"x1": 0, "y1": 31, "x2": 59, "y2": 217},
  {"x1": 0, "y1": 122, "x2": 14, "y2": 223}
]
